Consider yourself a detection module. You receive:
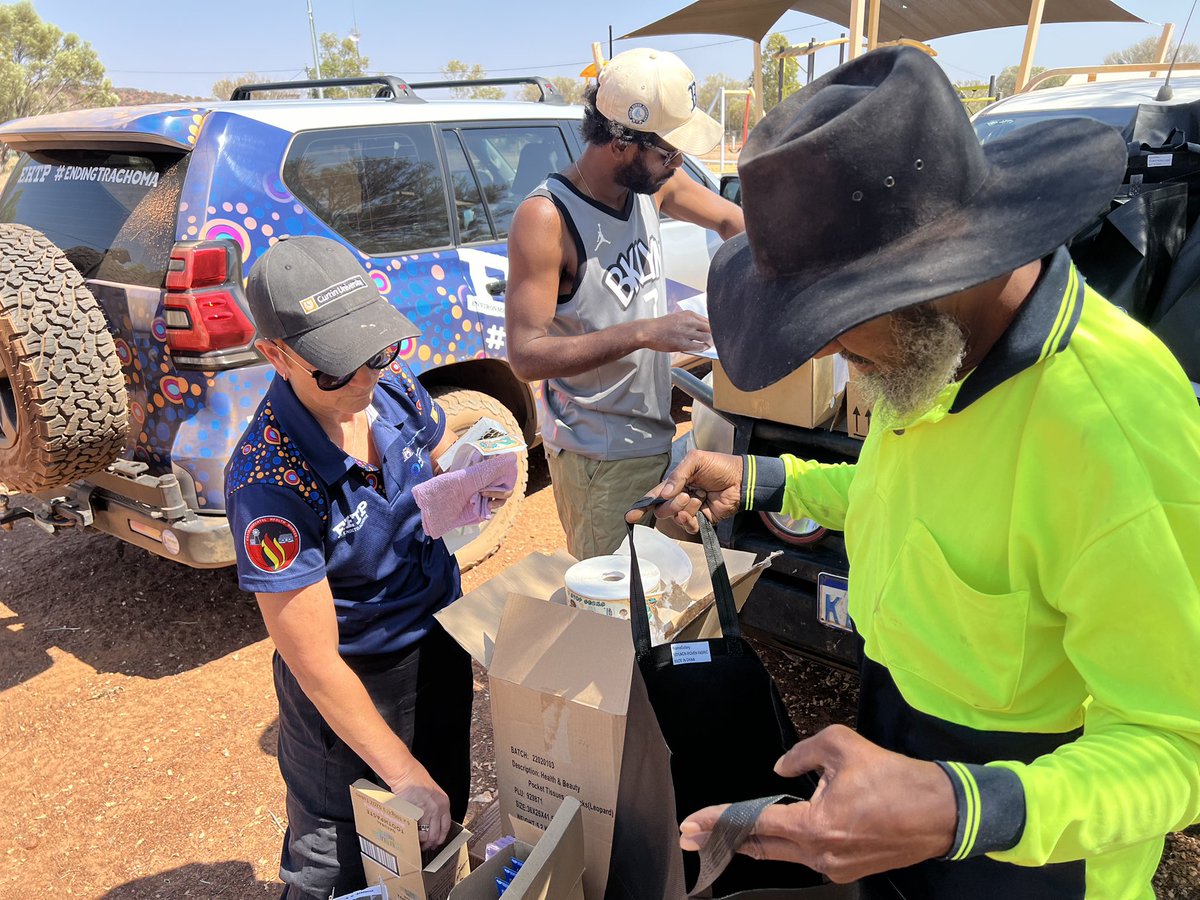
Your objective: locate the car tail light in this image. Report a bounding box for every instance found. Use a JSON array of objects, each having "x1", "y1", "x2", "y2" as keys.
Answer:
[{"x1": 164, "y1": 241, "x2": 257, "y2": 367}]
